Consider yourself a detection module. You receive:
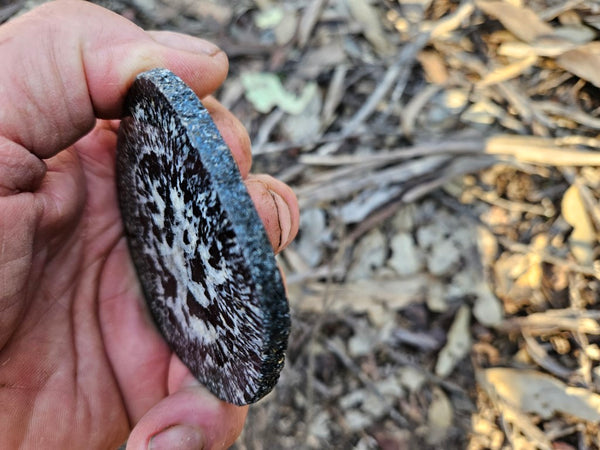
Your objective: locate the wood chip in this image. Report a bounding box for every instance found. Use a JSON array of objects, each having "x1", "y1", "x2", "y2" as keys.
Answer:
[
  {"x1": 346, "y1": 0, "x2": 394, "y2": 55},
  {"x1": 475, "y1": 0, "x2": 553, "y2": 43}
]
